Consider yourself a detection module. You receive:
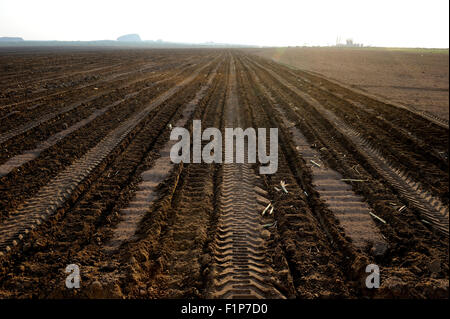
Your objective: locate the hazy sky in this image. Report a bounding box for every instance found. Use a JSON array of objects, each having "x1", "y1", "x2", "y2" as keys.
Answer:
[{"x1": 0, "y1": 0, "x2": 448, "y2": 47}]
